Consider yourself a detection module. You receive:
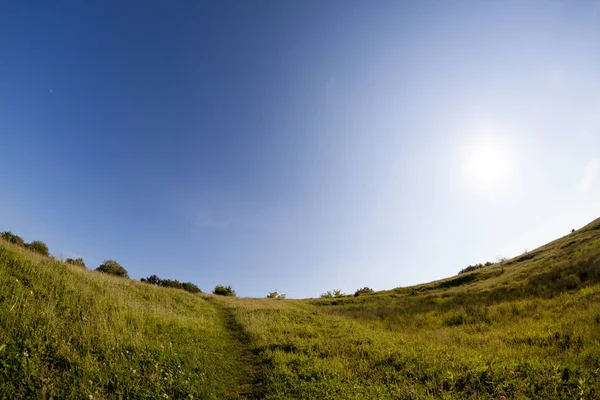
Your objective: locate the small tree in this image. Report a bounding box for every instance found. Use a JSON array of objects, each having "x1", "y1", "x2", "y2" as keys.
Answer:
[
  {"x1": 354, "y1": 287, "x2": 374, "y2": 297},
  {"x1": 66, "y1": 258, "x2": 86, "y2": 268},
  {"x1": 1, "y1": 231, "x2": 25, "y2": 247},
  {"x1": 96, "y1": 260, "x2": 129, "y2": 278},
  {"x1": 320, "y1": 291, "x2": 333, "y2": 298},
  {"x1": 213, "y1": 285, "x2": 236, "y2": 296},
  {"x1": 141, "y1": 274, "x2": 161, "y2": 285},
  {"x1": 26, "y1": 240, "x2": 49, "y2": 256},
  {"x1": 267, "y1": 290, "x2": 286, "y2": 299}
]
